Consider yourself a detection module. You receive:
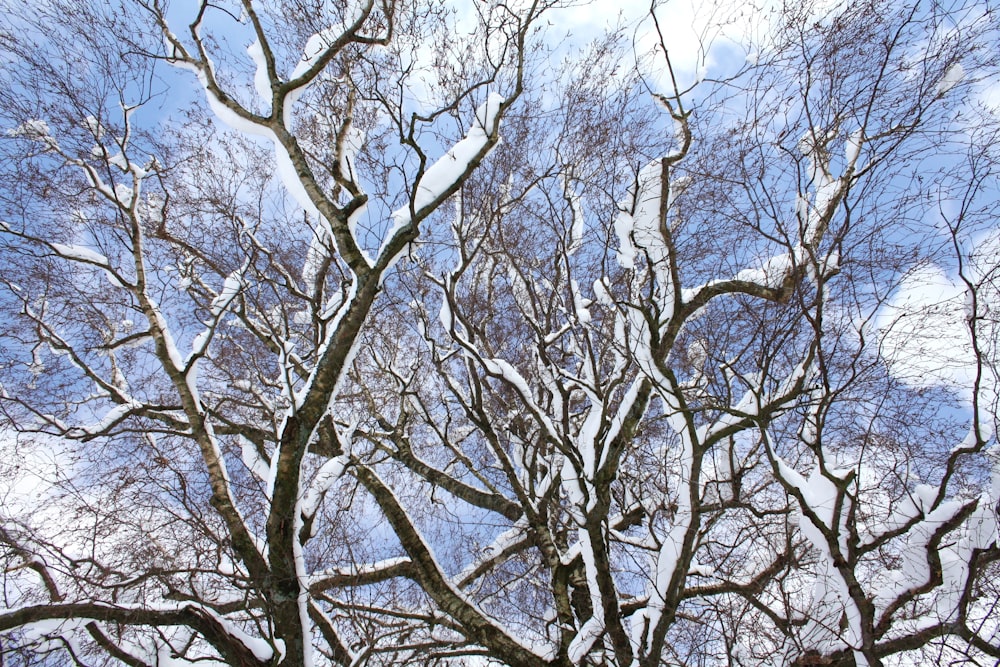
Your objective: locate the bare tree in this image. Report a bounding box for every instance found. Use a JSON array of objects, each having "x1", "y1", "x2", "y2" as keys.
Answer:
[{"x1": 1, "y1": 0, "x2": 998, "y2": 665}]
